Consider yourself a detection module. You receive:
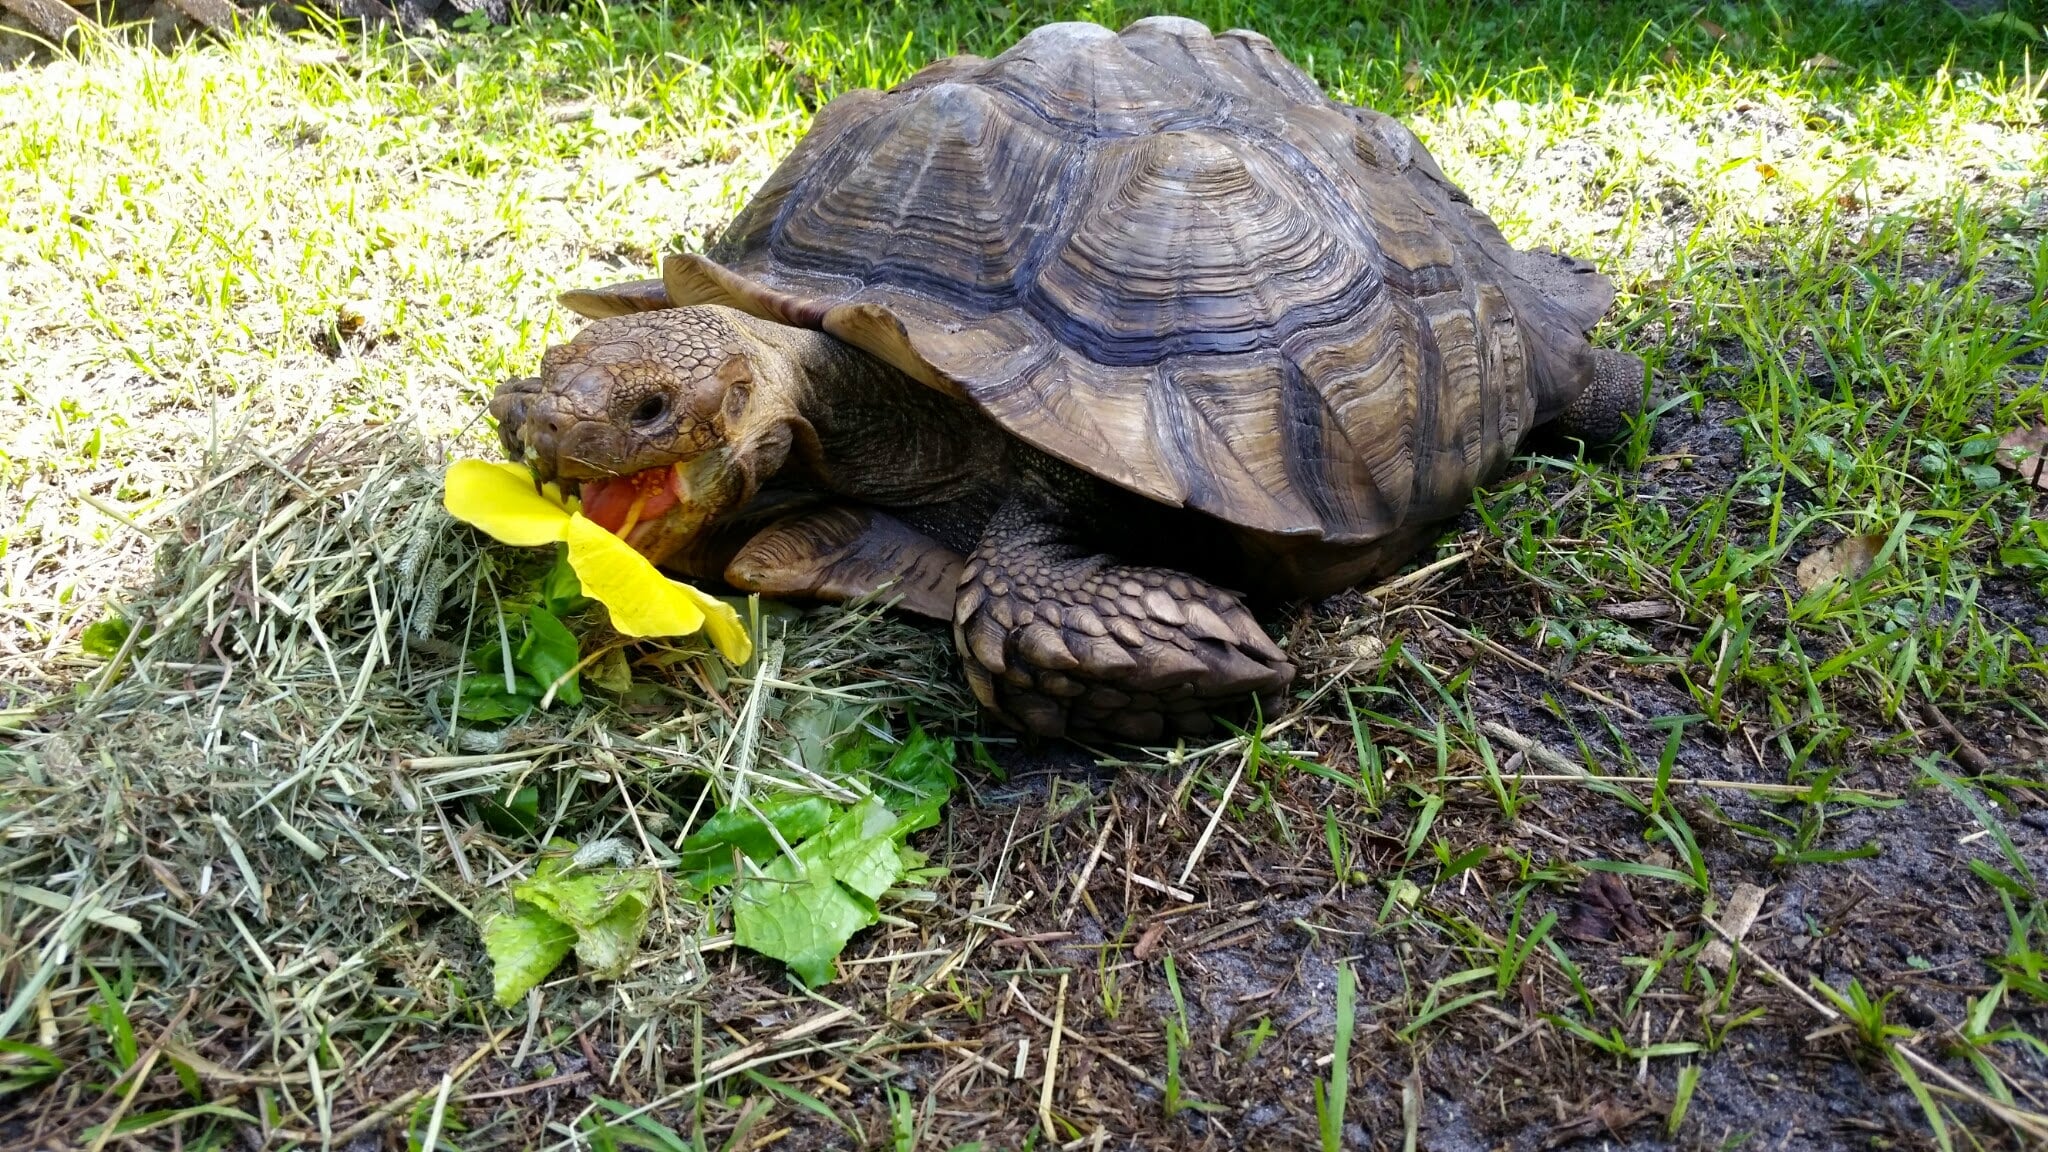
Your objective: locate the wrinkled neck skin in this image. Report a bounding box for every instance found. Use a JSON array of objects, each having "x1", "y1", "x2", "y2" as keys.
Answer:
[{"x1": 732, "y1": 315, "x2": 1009, "y2": 507}]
